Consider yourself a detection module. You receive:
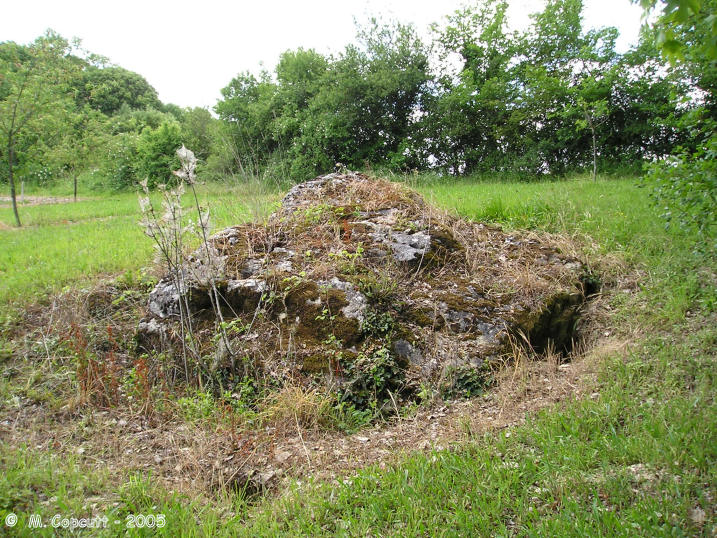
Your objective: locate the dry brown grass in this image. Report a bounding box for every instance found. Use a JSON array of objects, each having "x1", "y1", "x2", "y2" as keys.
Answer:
[{"x1": 259, "y1": 385, "x2": 333, "y2": 431}]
